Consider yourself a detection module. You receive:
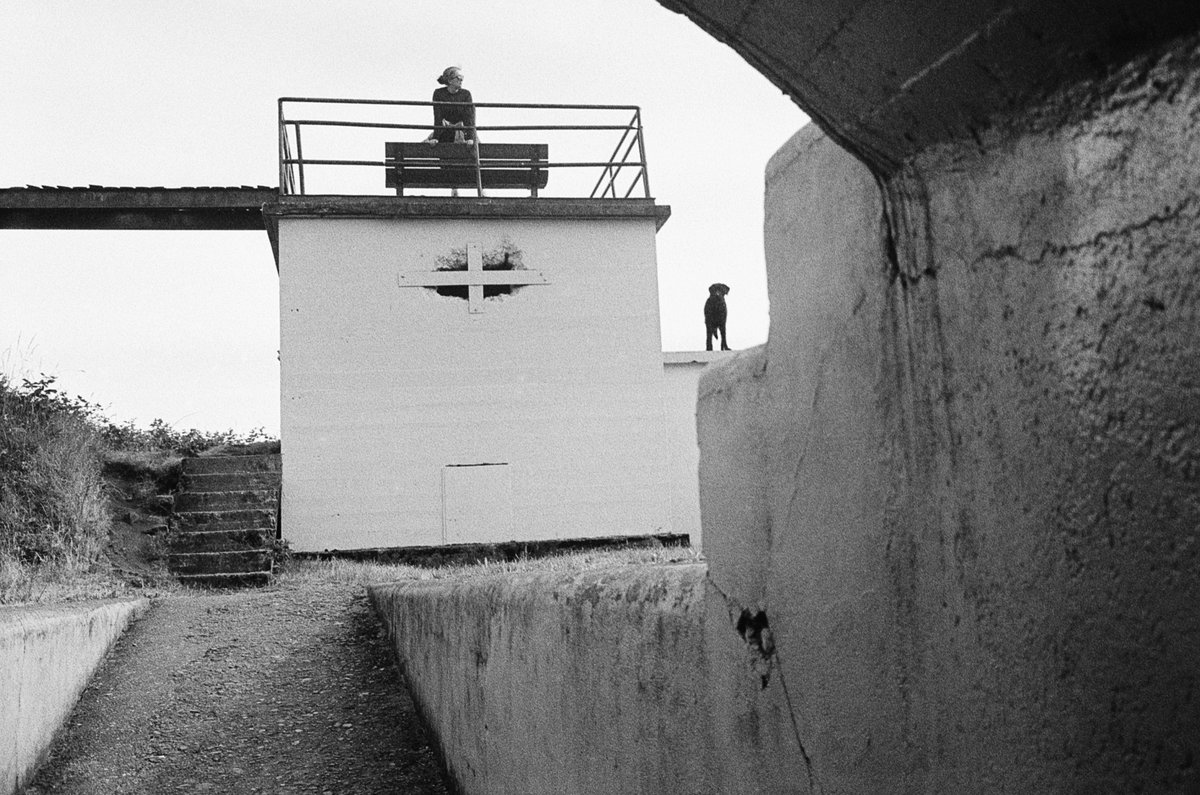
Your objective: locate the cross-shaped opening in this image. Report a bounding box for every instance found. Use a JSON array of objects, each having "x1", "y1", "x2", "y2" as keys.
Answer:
[
  {"x1": 433, "y1": 246, "x2": 521, "y2": 300},
  {"x1": 397, "y1": 241, "x2": 549, "y2": 314}
]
